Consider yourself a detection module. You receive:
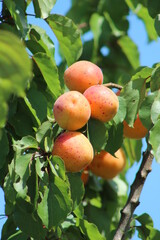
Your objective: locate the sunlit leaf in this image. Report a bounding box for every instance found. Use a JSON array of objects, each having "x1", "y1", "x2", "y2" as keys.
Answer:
[
  {"x1": 4, "y1": 0, "x2": 28, "y2": 37},
  {"x1": 77, "y1": 219, "x2": 105, "y2": 240},
  {"x1": 118, "y1": 36, "x2": 140, "y2": 69},
  {"x1": 33, "y1": 0, "x2": 56, "y2": 19},
  {"x1": 33, "y1": 52, "x2": 61, "y2": 99},
  {"x1": 46, "y1": 14, "x2": 82, "y2": 66},
  {"x1": 149, "y1": 119, "x2": 160, "y2": 163}
]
